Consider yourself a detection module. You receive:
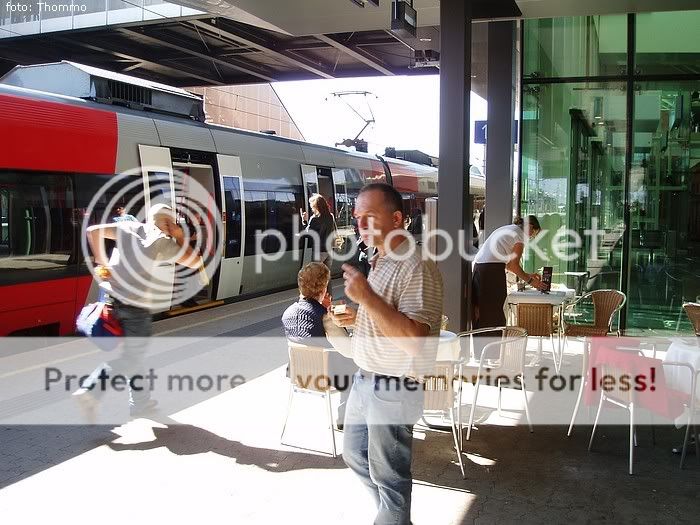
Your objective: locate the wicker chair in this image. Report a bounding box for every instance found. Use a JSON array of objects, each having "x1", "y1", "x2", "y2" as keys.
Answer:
[
  {"x1": 280, "y1": 341, "x2": 337, "y2": 457},
  {"x1": 515, "y1": 303, "x2": 560, "y2": 373},
  {"x1": 683, "y1": 303, "x2": 700, "y2": 336},
  {"x1": 457, "y1": 327, "x2": 530, "y2": 443},
  {"x1": 423, "y1": 361, "x2": 466, "y2": 478},
  {"x1": 564, "y1": 289, "x2": 626, "y2": 339}
]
